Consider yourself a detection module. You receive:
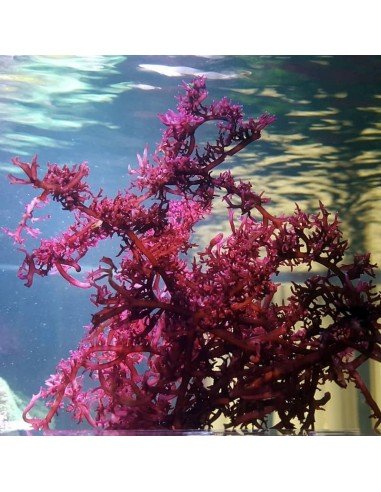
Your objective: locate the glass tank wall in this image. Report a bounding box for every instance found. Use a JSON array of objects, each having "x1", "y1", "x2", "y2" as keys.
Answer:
[{"x1": 0, "y1": 55, "x2": 380, "y2": 433}]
